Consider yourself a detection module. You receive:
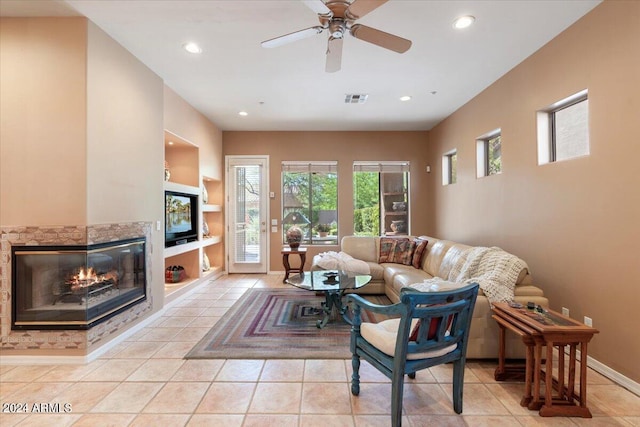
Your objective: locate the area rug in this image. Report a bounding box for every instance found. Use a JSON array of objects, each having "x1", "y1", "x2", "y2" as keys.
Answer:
[{"x1": 185, "y1": 288, "x2": 391, "y2": 359}]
